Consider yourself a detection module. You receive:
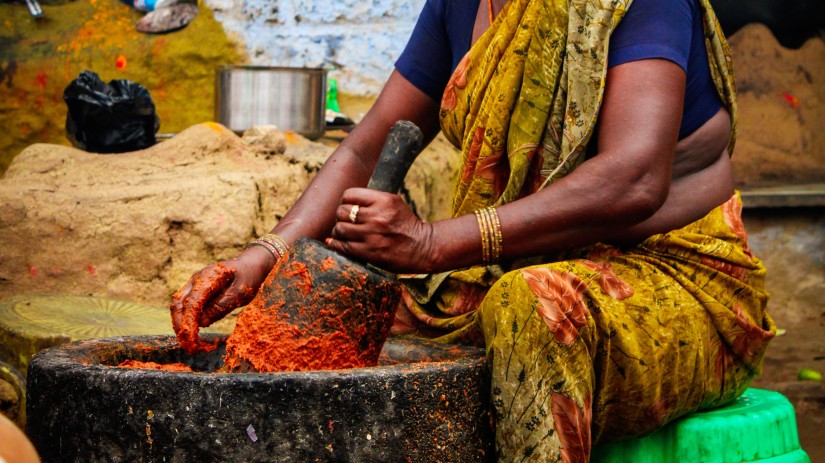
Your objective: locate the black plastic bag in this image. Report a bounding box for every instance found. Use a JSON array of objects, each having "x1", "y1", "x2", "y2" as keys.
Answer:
[{"x1": 63, "y1": 70, "x2": 160, "y2": 153}]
